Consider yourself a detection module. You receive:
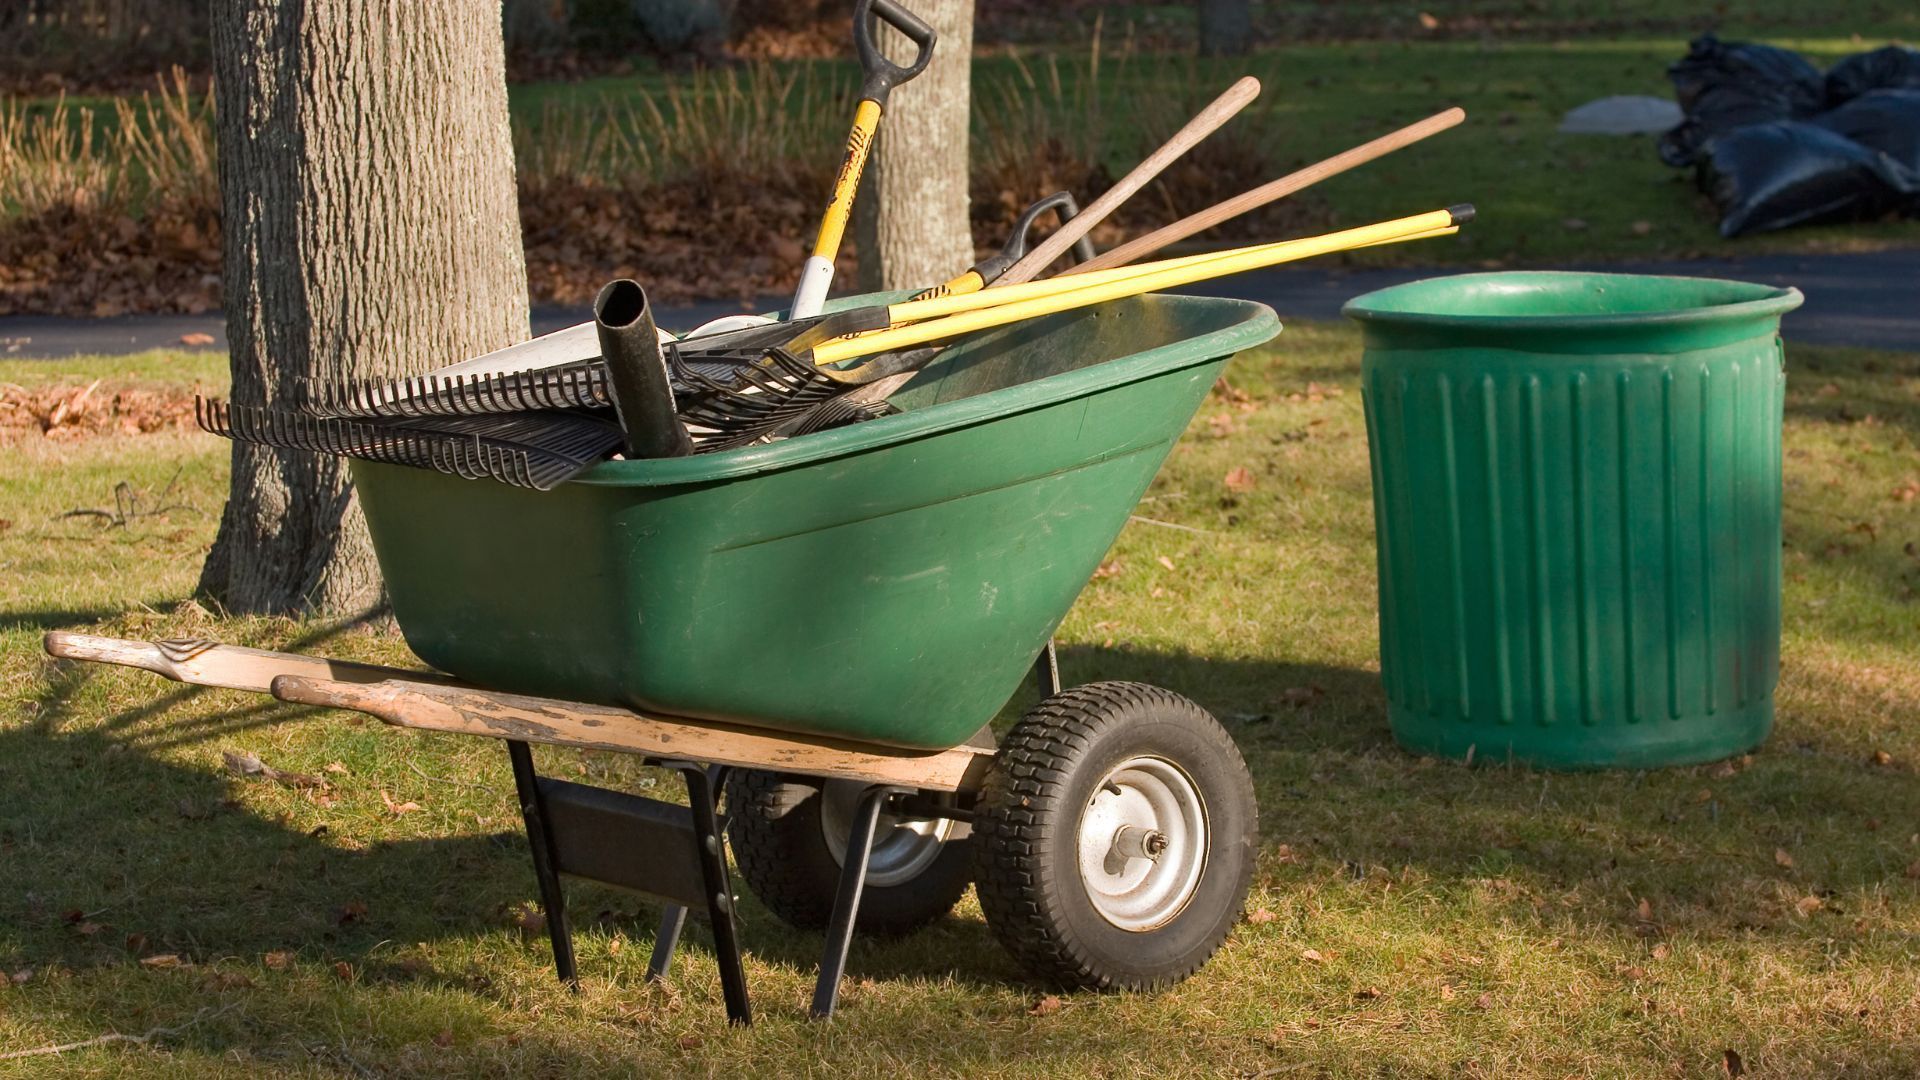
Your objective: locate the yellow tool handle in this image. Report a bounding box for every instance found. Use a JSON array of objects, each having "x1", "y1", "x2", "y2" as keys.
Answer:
[
  {"x1": 813, "y1": 99, "x2": 884, "y2": 262},
  {"x1": 875, "y1": 210, "x2": 1458, "y2": 328},
  {"x1": 812, "y1": 208, "x2": 1463, "y2": 366}
]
